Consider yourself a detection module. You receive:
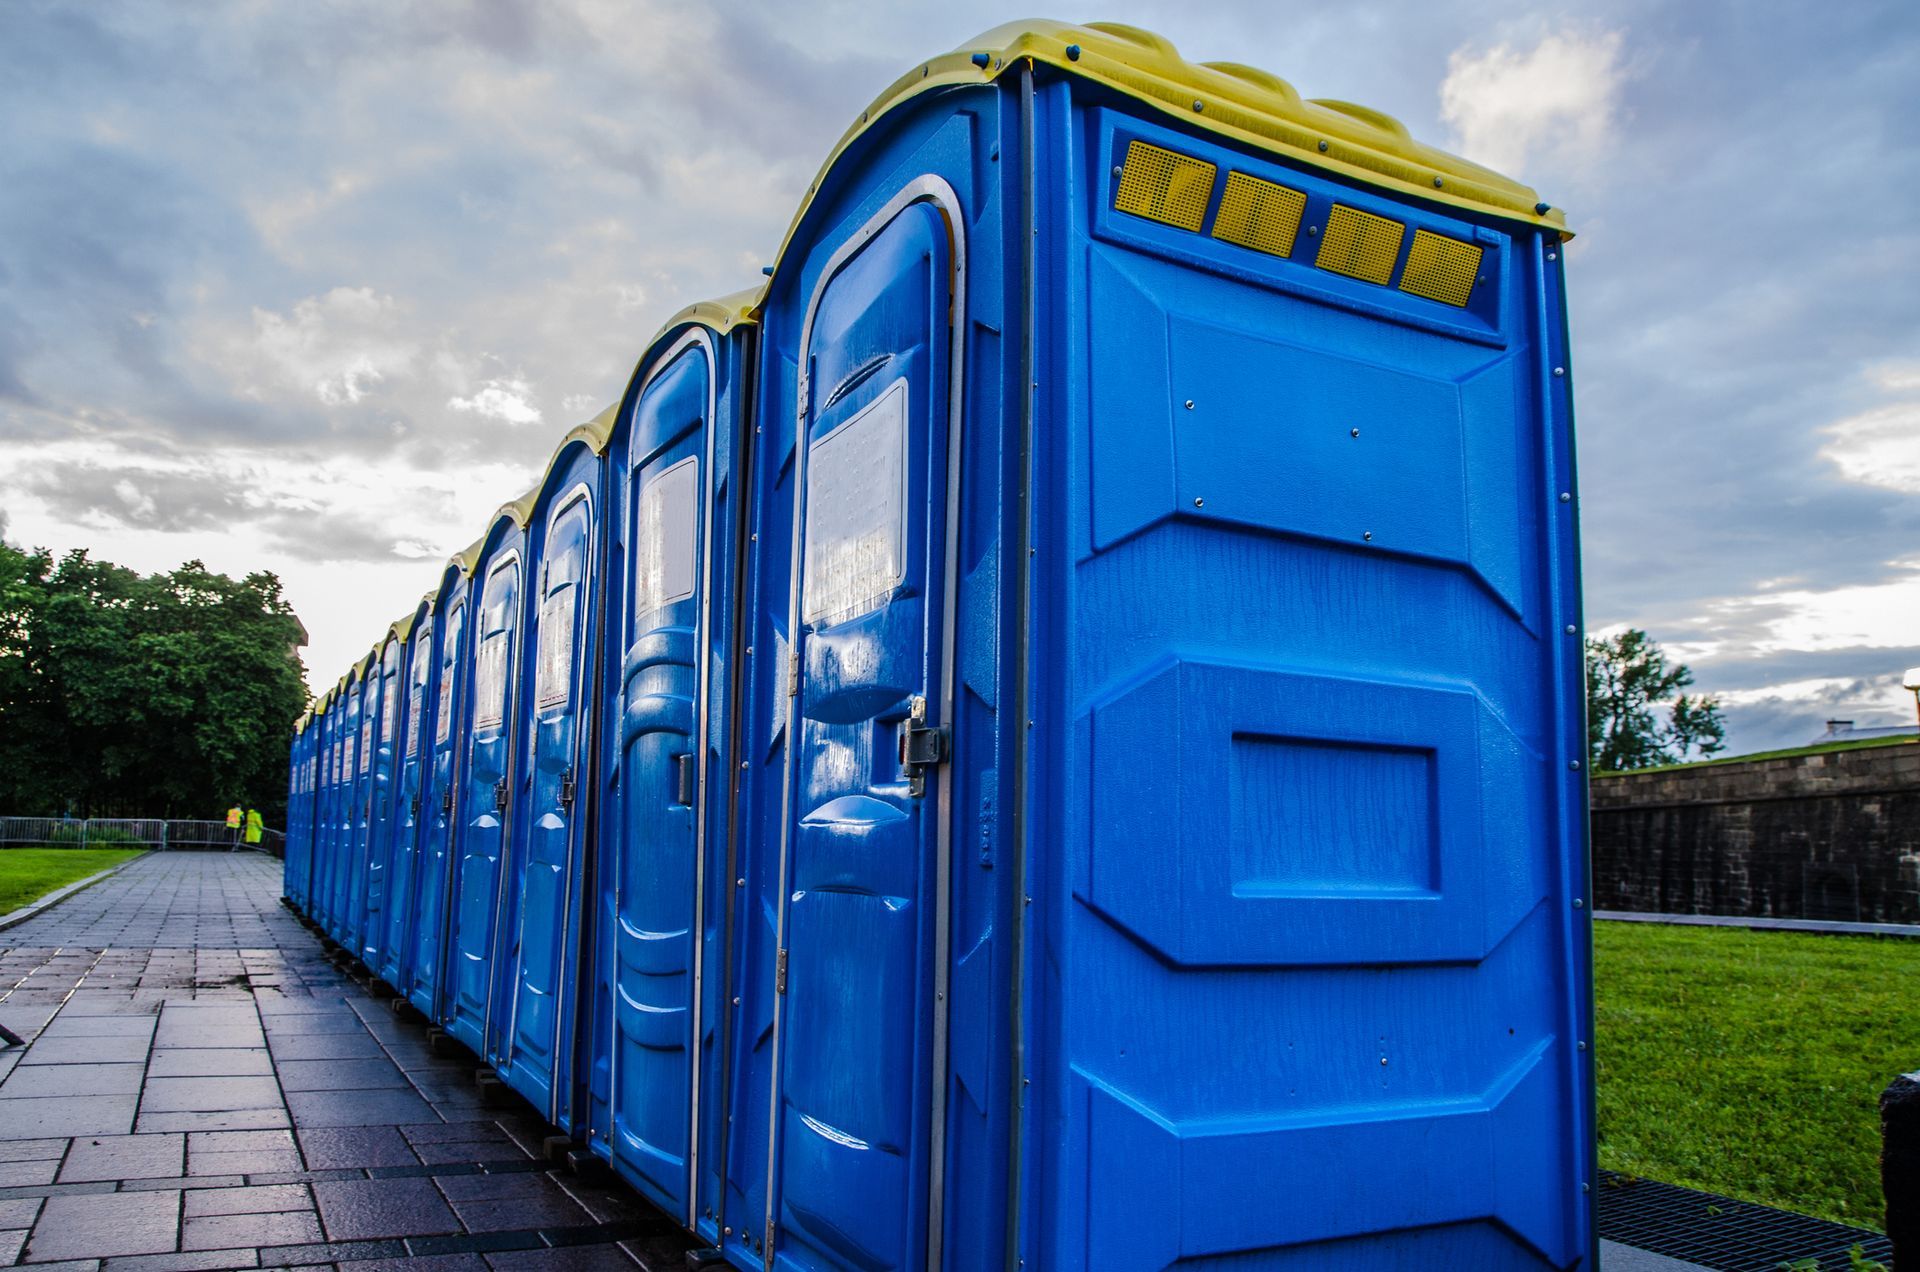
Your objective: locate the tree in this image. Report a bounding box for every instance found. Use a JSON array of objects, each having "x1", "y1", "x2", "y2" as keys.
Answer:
[
  {"x1": 0, "y1": 542, "x2": 310, "y2": 821},
  {"x1": 1585, "y1": 628, "x2": 1726, "y2": 772}
]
